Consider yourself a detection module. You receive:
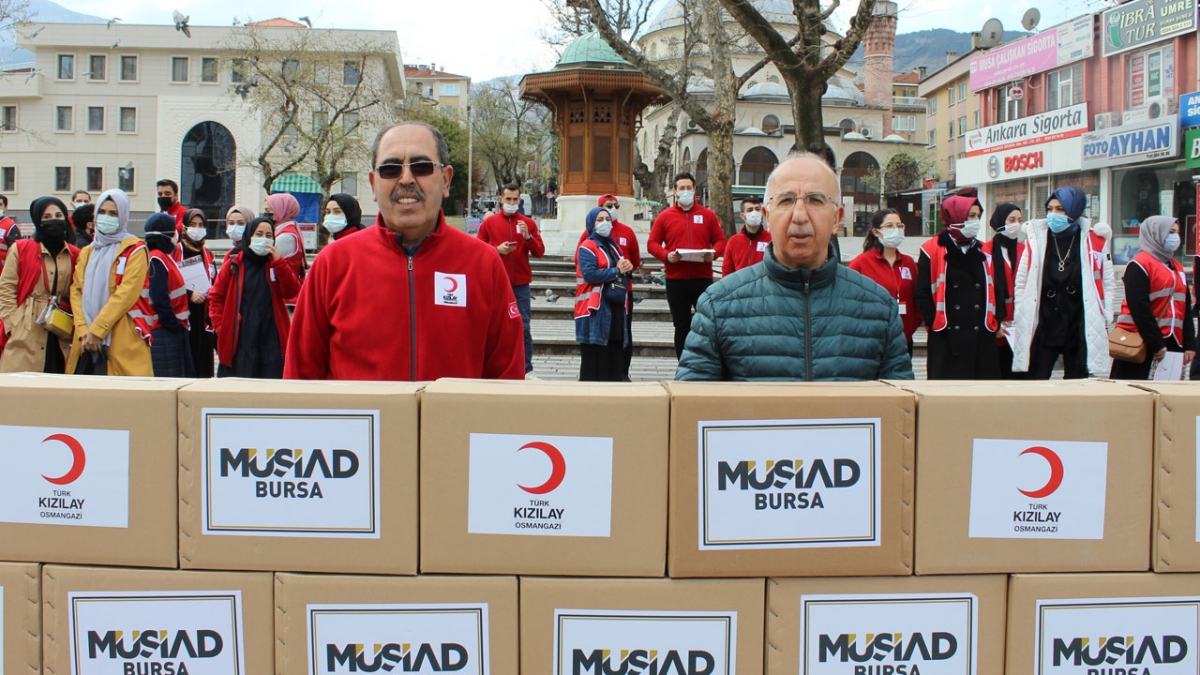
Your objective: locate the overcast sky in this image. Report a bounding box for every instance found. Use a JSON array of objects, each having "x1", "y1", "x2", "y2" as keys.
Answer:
[{"x1": 55, "y1": 0, "x2": 1109, "y2": 82}]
